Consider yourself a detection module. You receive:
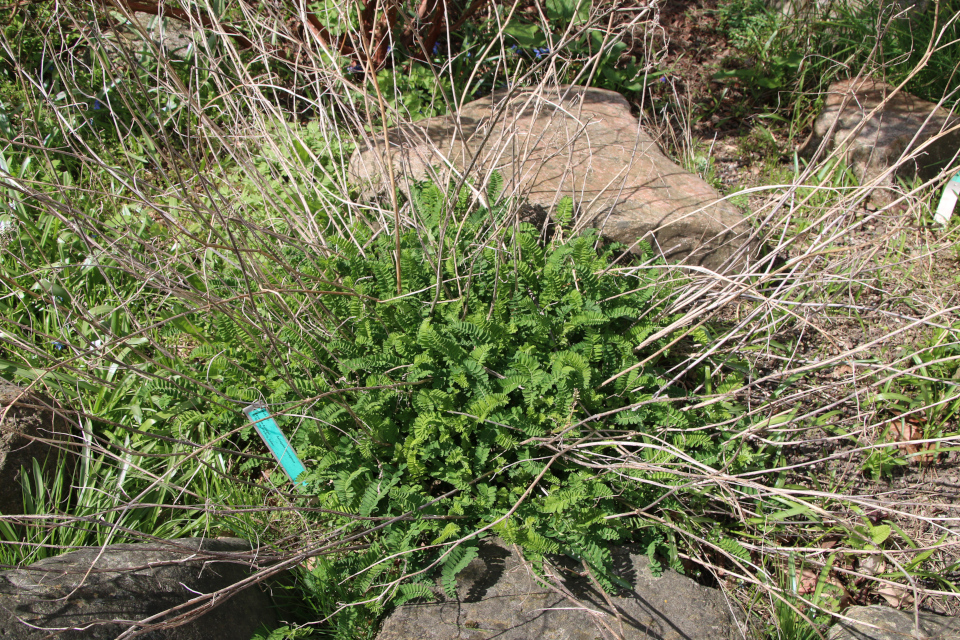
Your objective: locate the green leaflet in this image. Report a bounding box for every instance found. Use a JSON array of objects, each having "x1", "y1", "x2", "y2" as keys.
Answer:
[
  {"x1": 718, "y1": 537, "x2": 752, "y2": 564},
  {"x1": 393, "y1": 582, "x2": 435, "y2": 607},
  {"x1": 440, "y1": 545, "x2": 479, "y2": 598}
]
